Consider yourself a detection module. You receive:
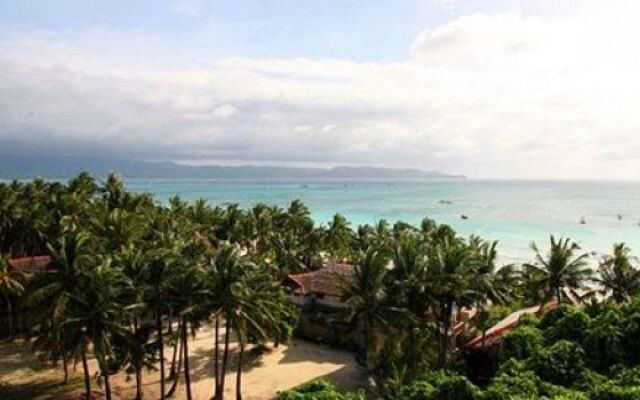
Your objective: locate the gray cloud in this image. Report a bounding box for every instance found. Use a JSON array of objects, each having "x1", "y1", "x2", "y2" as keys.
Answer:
[{"x1": 1, "y1": 3, "x2": 640, "y2": 179}]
